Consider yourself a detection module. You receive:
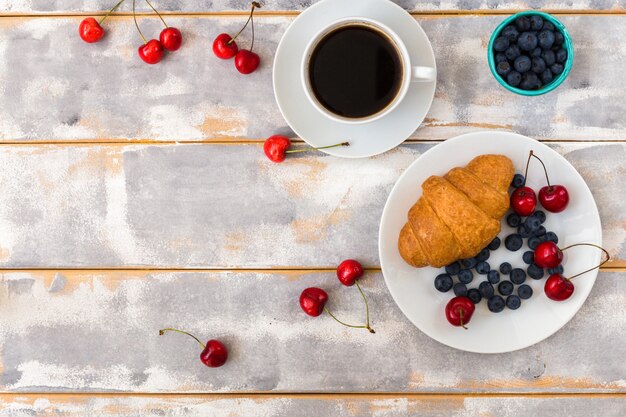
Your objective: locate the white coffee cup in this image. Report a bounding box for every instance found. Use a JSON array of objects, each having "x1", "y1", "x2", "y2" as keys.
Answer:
[{"x1": 301, "y1": 17, "x2": 436, "y2": 124}]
